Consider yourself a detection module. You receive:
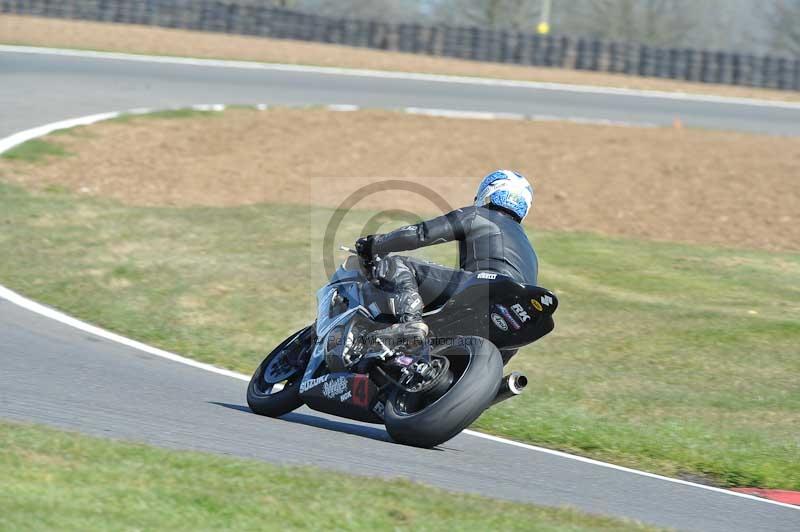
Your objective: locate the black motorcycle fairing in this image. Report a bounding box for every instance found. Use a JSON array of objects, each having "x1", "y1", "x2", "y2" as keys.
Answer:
[
  {"x1": 424, "y1": 275, "x2": 557, "y2": 350},
  {"x1": 299, "y1": 371, "x2": 384, "y2": 424}
]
